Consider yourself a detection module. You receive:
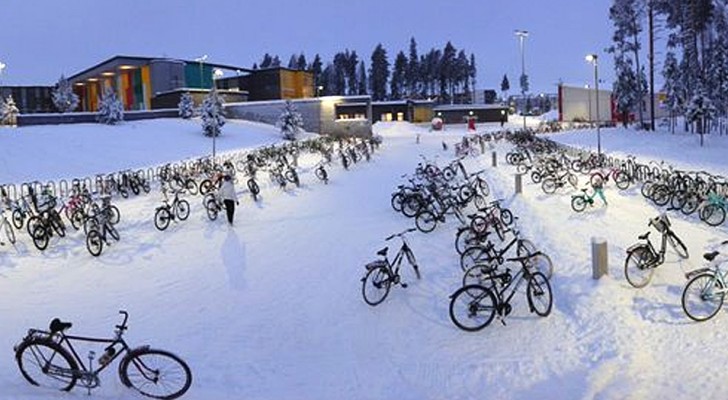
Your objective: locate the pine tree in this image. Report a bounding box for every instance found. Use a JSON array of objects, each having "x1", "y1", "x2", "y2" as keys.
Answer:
[
  {"x1": 390, "y1": 51, "x2": 407, "y2": 100},
  {"x1": 271, "y1": 56, "x2": 281, "y2": 67},
  {"x1": 406, "y1": 37, "x2": 419, "y2": 98},
  {"x1": 1, "y1": 95, "x2": 19, "y2": 125},
  {"x1": 369, "y1": 43, "x2": 390, "y2": 101},
  {"x1": 332, "y1": 53, "x2": 347, "y2": 95},
  {"x1": 296, "y1": 53, "x2": 308, "y2": 71},
  {"x1": 613, "y1": 54, "x2": 640, "y2": 127},
  {"x1": 287, "y1": 54, "x2": 298, "y2": 69},
  {"x1": 346, "y1": 50, "x2": 359, "y2": 95},
  {"x1": 260, "y1": 53, "x2": 273, "y2": 68},
  {"x1": 201, "y1": 88, "x2": 225, "y2": 137},
  {"x1": 52, "y1": 74, "x2": 79, "y2": 113},
  {"x1": 661, "y1": 50, "x2": 682, "y2": 133},
  {"x1": 469, "y1": 53, "x2": 477, "y2": 104},
  {"x1": 501, "y1": 74, "x2": 510, "y2": 100},
  {"x1": 311, "y1": 54, "x2": 323, "y2": 89},
  {"x1": 277, "y1": 100, "x2": 304, "y2": 141},
  {"x1": 440, "y1": 42, "x2": 457, "y2": 103},
  {"x1": 357, "y1": 61, "x2": 368, "y2": 95},
  {"x1": 609, "y1": 0, "x2": 646, "y2": 126},
  {"x1": 96, "y1": 87, "x2": 124, "y2": 125},
  {"x1": 178, "y1": 92, "x2": 195, "y2": 119}
]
